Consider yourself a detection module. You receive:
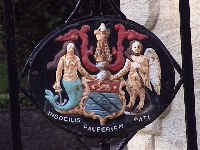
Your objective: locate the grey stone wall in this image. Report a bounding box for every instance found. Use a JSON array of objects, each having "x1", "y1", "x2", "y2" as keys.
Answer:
[{"x1": 121, "y1": 0, "x2": 200, "y2": 149}]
